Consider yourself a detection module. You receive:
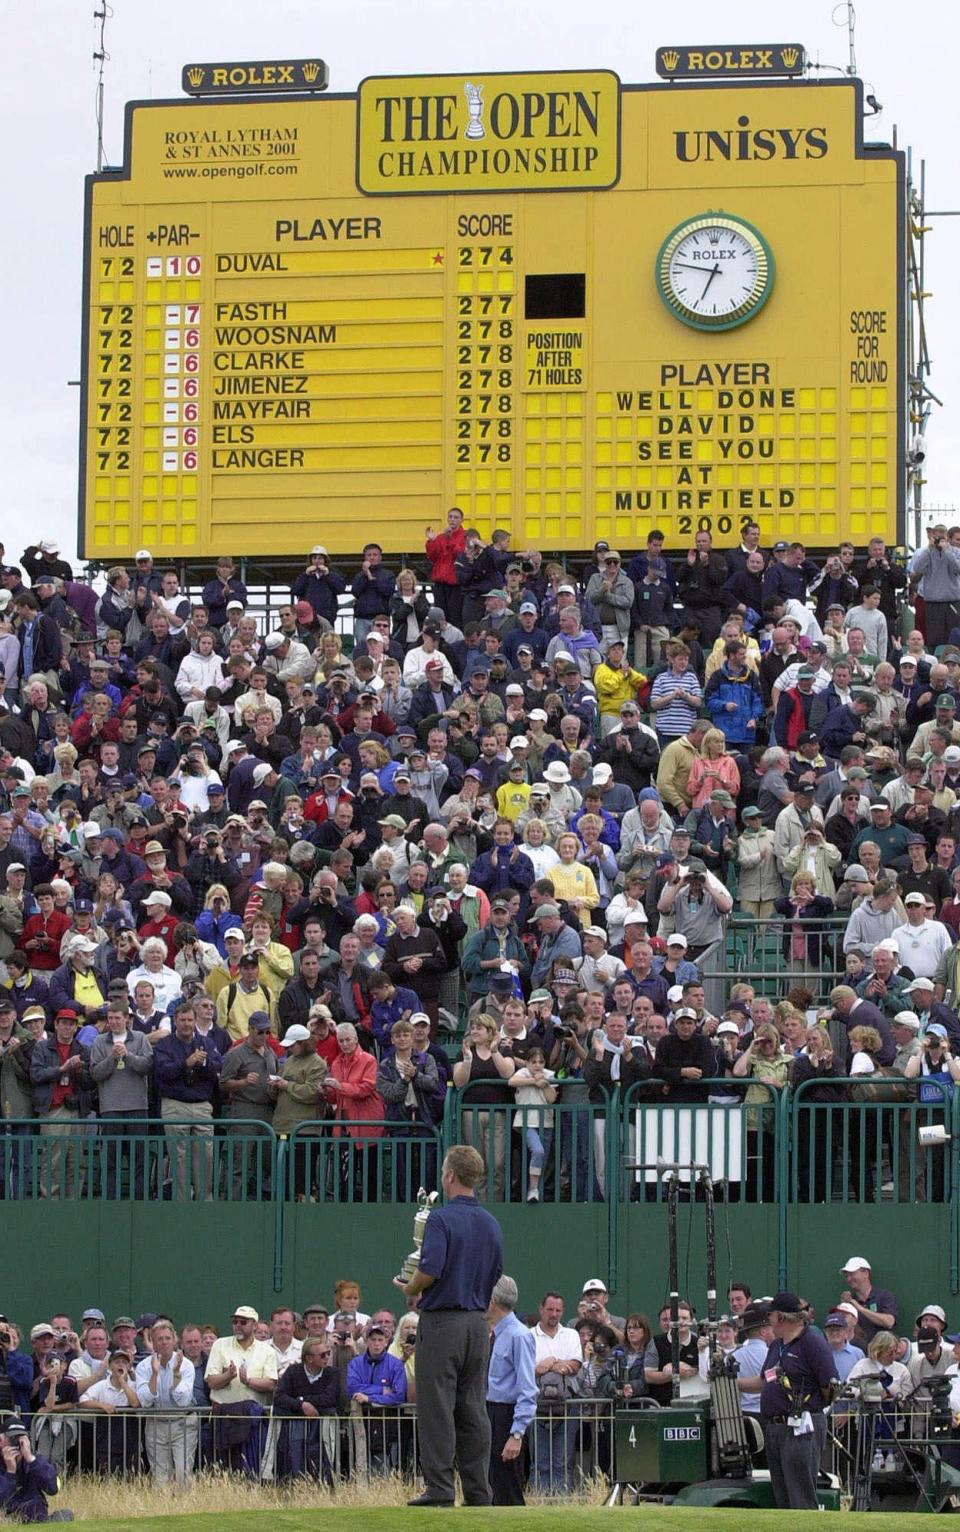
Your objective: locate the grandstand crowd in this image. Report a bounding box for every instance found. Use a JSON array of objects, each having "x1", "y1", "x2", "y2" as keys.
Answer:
[{"x1": 1, "y1": 519, "x2": 960, "y2": 1203}]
